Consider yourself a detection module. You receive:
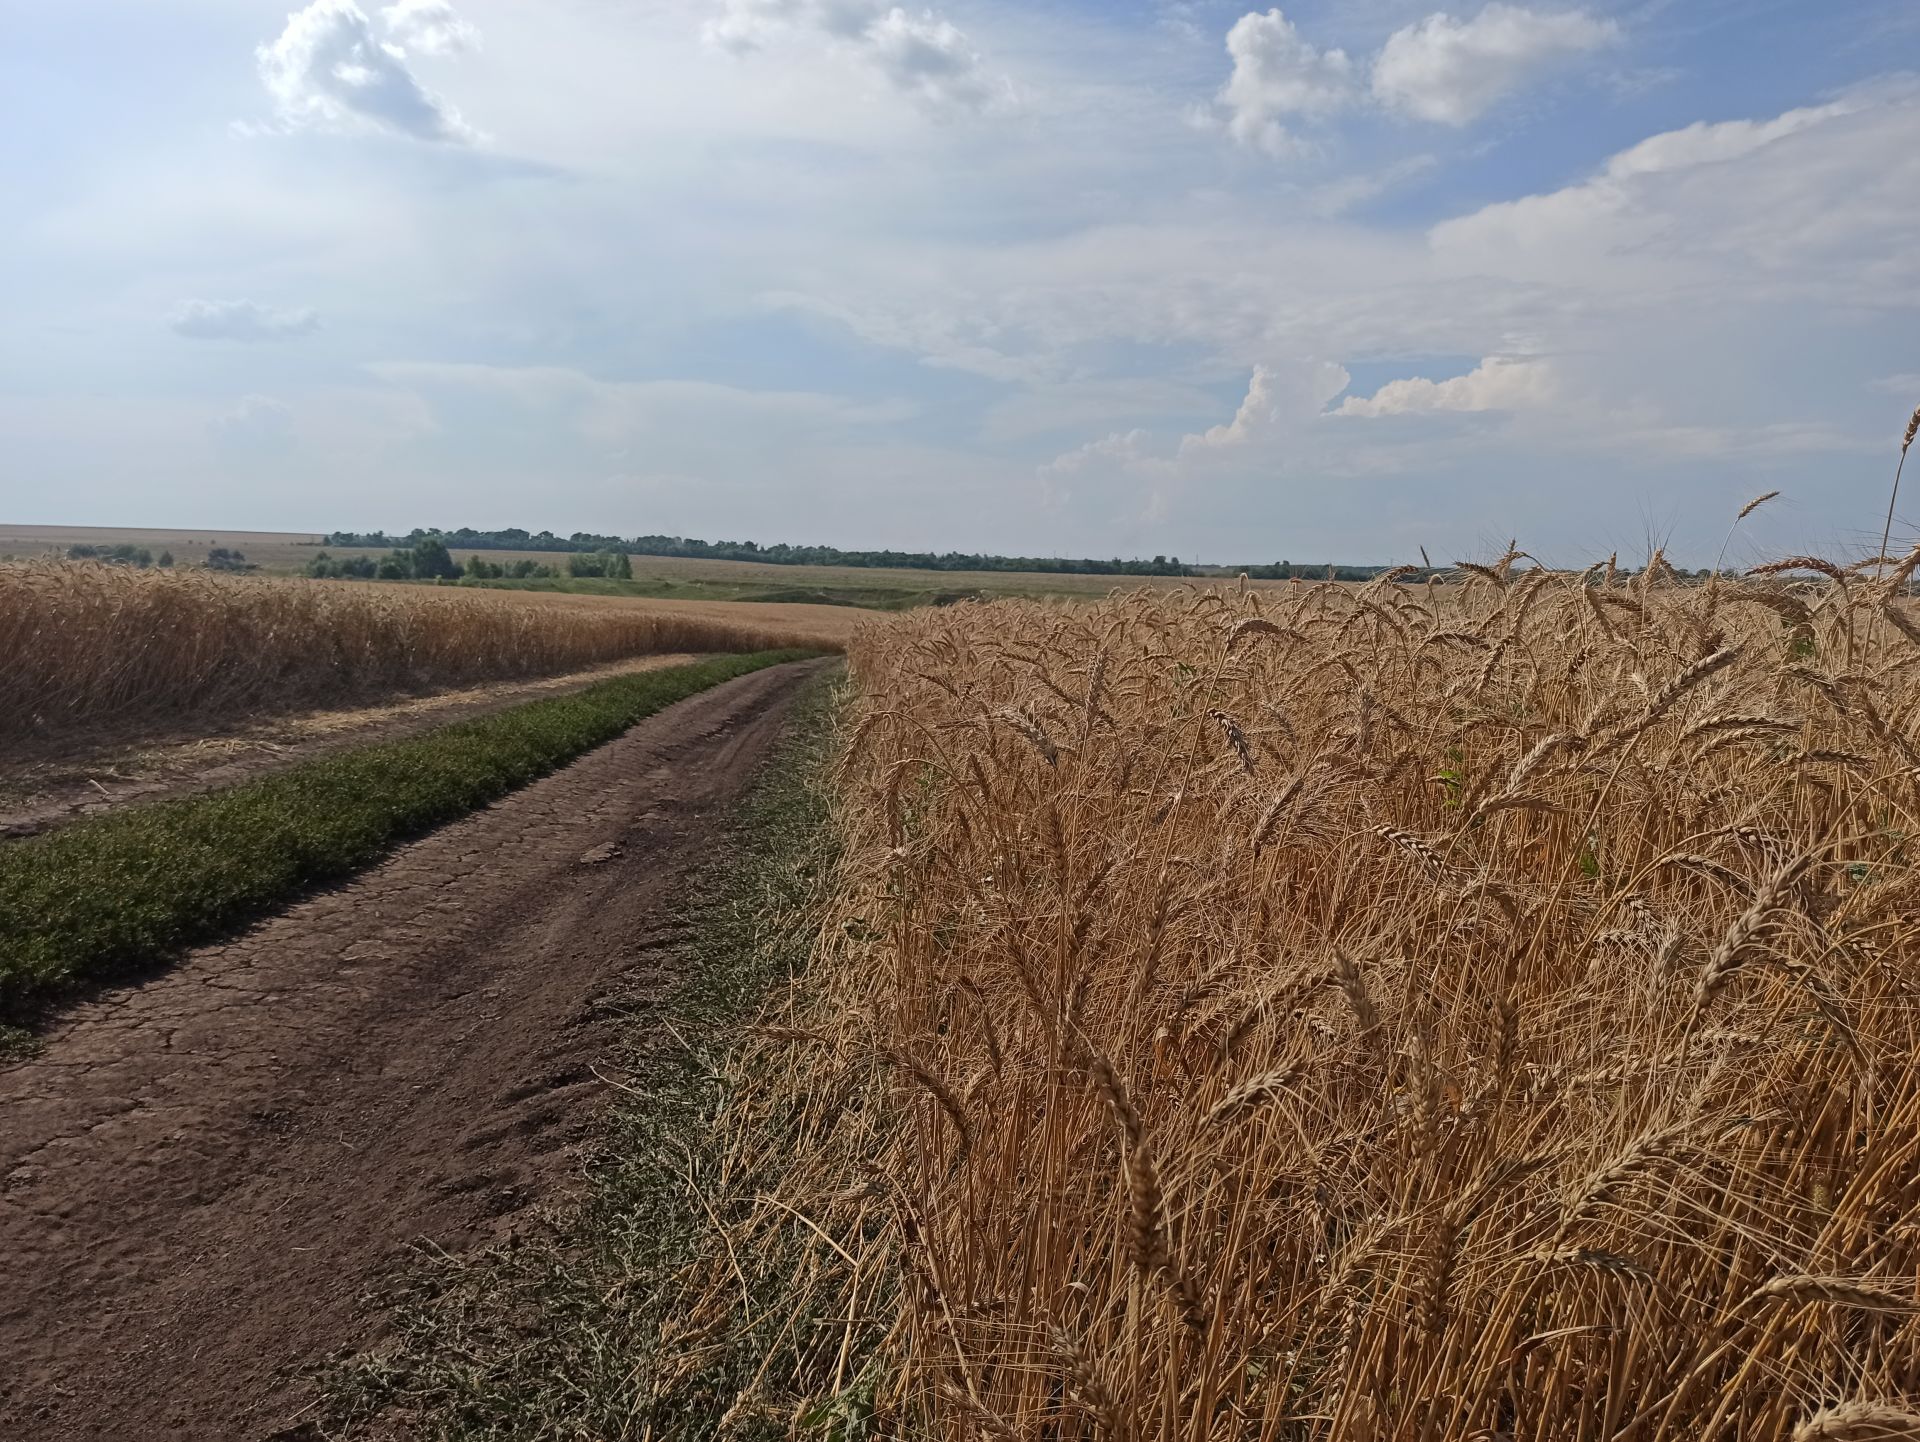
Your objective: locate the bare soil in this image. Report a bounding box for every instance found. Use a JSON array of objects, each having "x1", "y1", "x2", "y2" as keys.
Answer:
[{"x1": 0, "y1": 658, "x2": 831, "y2": 1441}]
